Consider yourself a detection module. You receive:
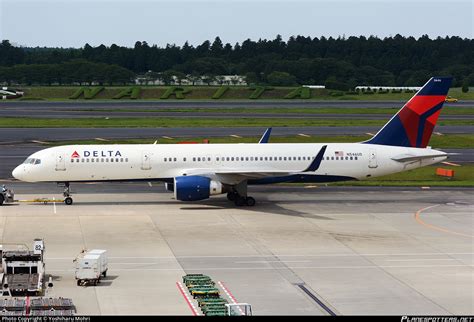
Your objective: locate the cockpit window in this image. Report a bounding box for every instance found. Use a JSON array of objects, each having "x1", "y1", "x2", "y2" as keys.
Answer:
[{"x1": 23, "y1": 158, "x2": 41, "y2": 165}]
